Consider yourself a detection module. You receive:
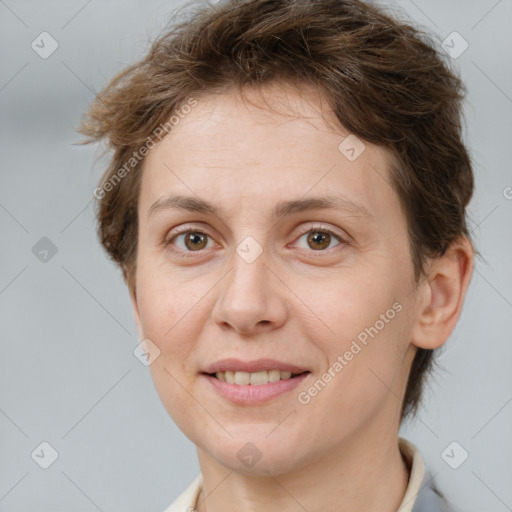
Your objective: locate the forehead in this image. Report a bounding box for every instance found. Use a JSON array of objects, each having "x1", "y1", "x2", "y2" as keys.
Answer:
[{"x1": 139, "y1": 84, "x2": 400, "y2": 223}]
